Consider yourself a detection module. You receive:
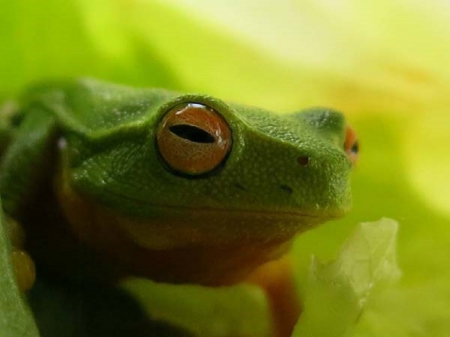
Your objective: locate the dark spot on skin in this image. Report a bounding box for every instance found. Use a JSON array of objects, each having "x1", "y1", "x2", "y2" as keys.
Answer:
[
  {"x1": 234, "y1": 183, "x2": 246, "y2": 191},
  {"x1": 297, "y1": 156, "x2": 310, "y2": 166},
  {"x1": 279, "y1": 184, "x2": 293, "y2": 195}
]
